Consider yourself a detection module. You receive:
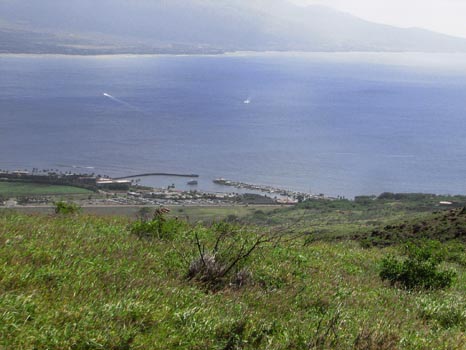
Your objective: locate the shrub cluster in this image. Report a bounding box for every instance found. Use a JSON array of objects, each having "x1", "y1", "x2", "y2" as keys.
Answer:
[
  {"x1": 380, "y1": 241, "x2": 456, "y2": 290},
  {"x1": 130, "y1": 207, "x2": 184, "y2": 239},
  {"x1": 54, "y1": 201, "x2": 81, "y2": 215}
]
